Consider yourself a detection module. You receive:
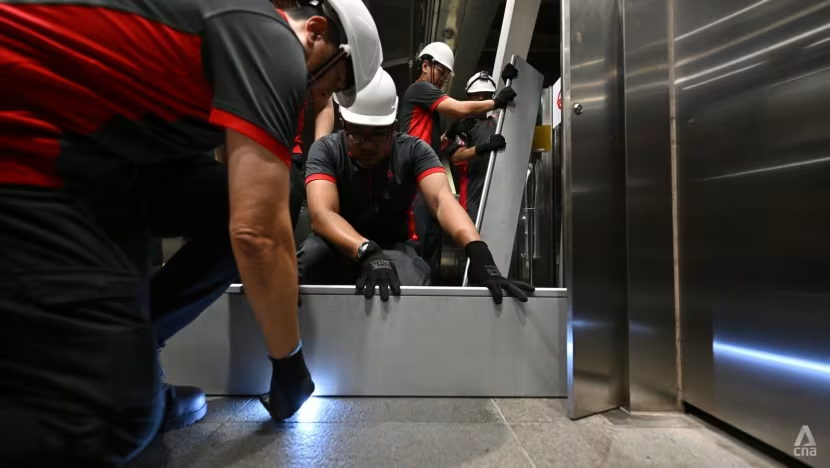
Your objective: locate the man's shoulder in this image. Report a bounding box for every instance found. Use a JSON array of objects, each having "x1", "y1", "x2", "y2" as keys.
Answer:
[
  {"x1": 394, "y1": 132, "x2": 433, "y2": 154},
  {"x1": 310, "y1": 132, "x2": 346, "y2": 157},
  {"x1": 404, "y1": 80, "x2": 437, "y2": 96}
]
